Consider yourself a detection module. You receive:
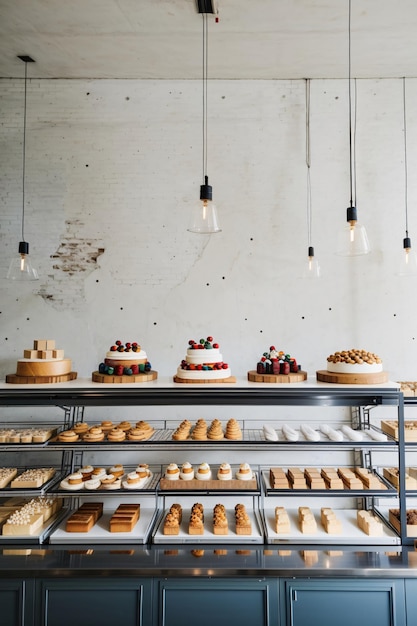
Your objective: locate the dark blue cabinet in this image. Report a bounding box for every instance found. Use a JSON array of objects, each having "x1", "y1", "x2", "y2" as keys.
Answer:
[
  {"x1": 37, "y1": 578, "x2": 152, "y2": 626},
  {"x1": 156, "y1": 578, "x2": 279, "y2": 626},
  {"x1": 282, "y1": 579, "x2": 406, "y2": 626},
  {"x1": 0, "y1": 580, "x2": 32, "y2": 626}
]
